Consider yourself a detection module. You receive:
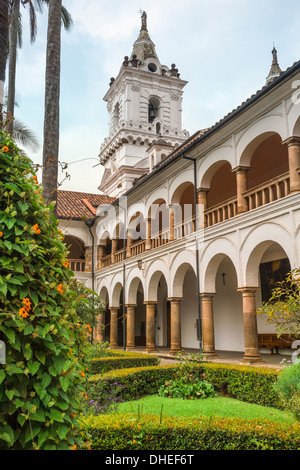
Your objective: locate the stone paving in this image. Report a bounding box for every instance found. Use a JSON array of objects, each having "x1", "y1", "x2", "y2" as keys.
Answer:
[{"x1": 131, "y1": 346, "x2": 294, "y2": 369}]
